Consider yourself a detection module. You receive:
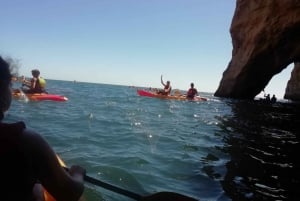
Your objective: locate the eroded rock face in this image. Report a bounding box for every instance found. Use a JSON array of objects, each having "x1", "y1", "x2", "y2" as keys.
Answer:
[
  {"x1": 285, "y1": 63, "x2": 300, "y2": 100},
  {"x1": 214, "y1": 0, "x2": 300, "y2": 100}
]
